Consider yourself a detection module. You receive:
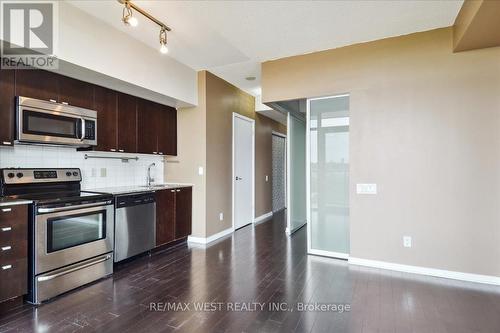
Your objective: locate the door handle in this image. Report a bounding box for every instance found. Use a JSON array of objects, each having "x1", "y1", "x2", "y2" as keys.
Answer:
[
  {"x1": 80, "y1": 118, "x2": 86, "y2": 141},
  {"x1": 37, "y1": 254, "x2": 111, "y2": 282}
]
